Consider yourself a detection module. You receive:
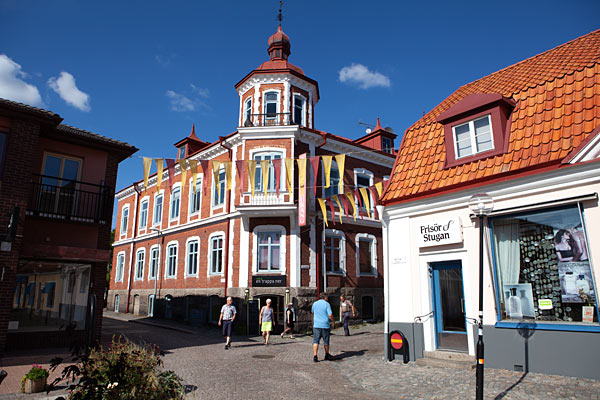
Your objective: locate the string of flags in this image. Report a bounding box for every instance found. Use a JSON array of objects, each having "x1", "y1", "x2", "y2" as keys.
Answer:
[{"x1": 141, "y1": 153, "x2": 389, "y2": 226}]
